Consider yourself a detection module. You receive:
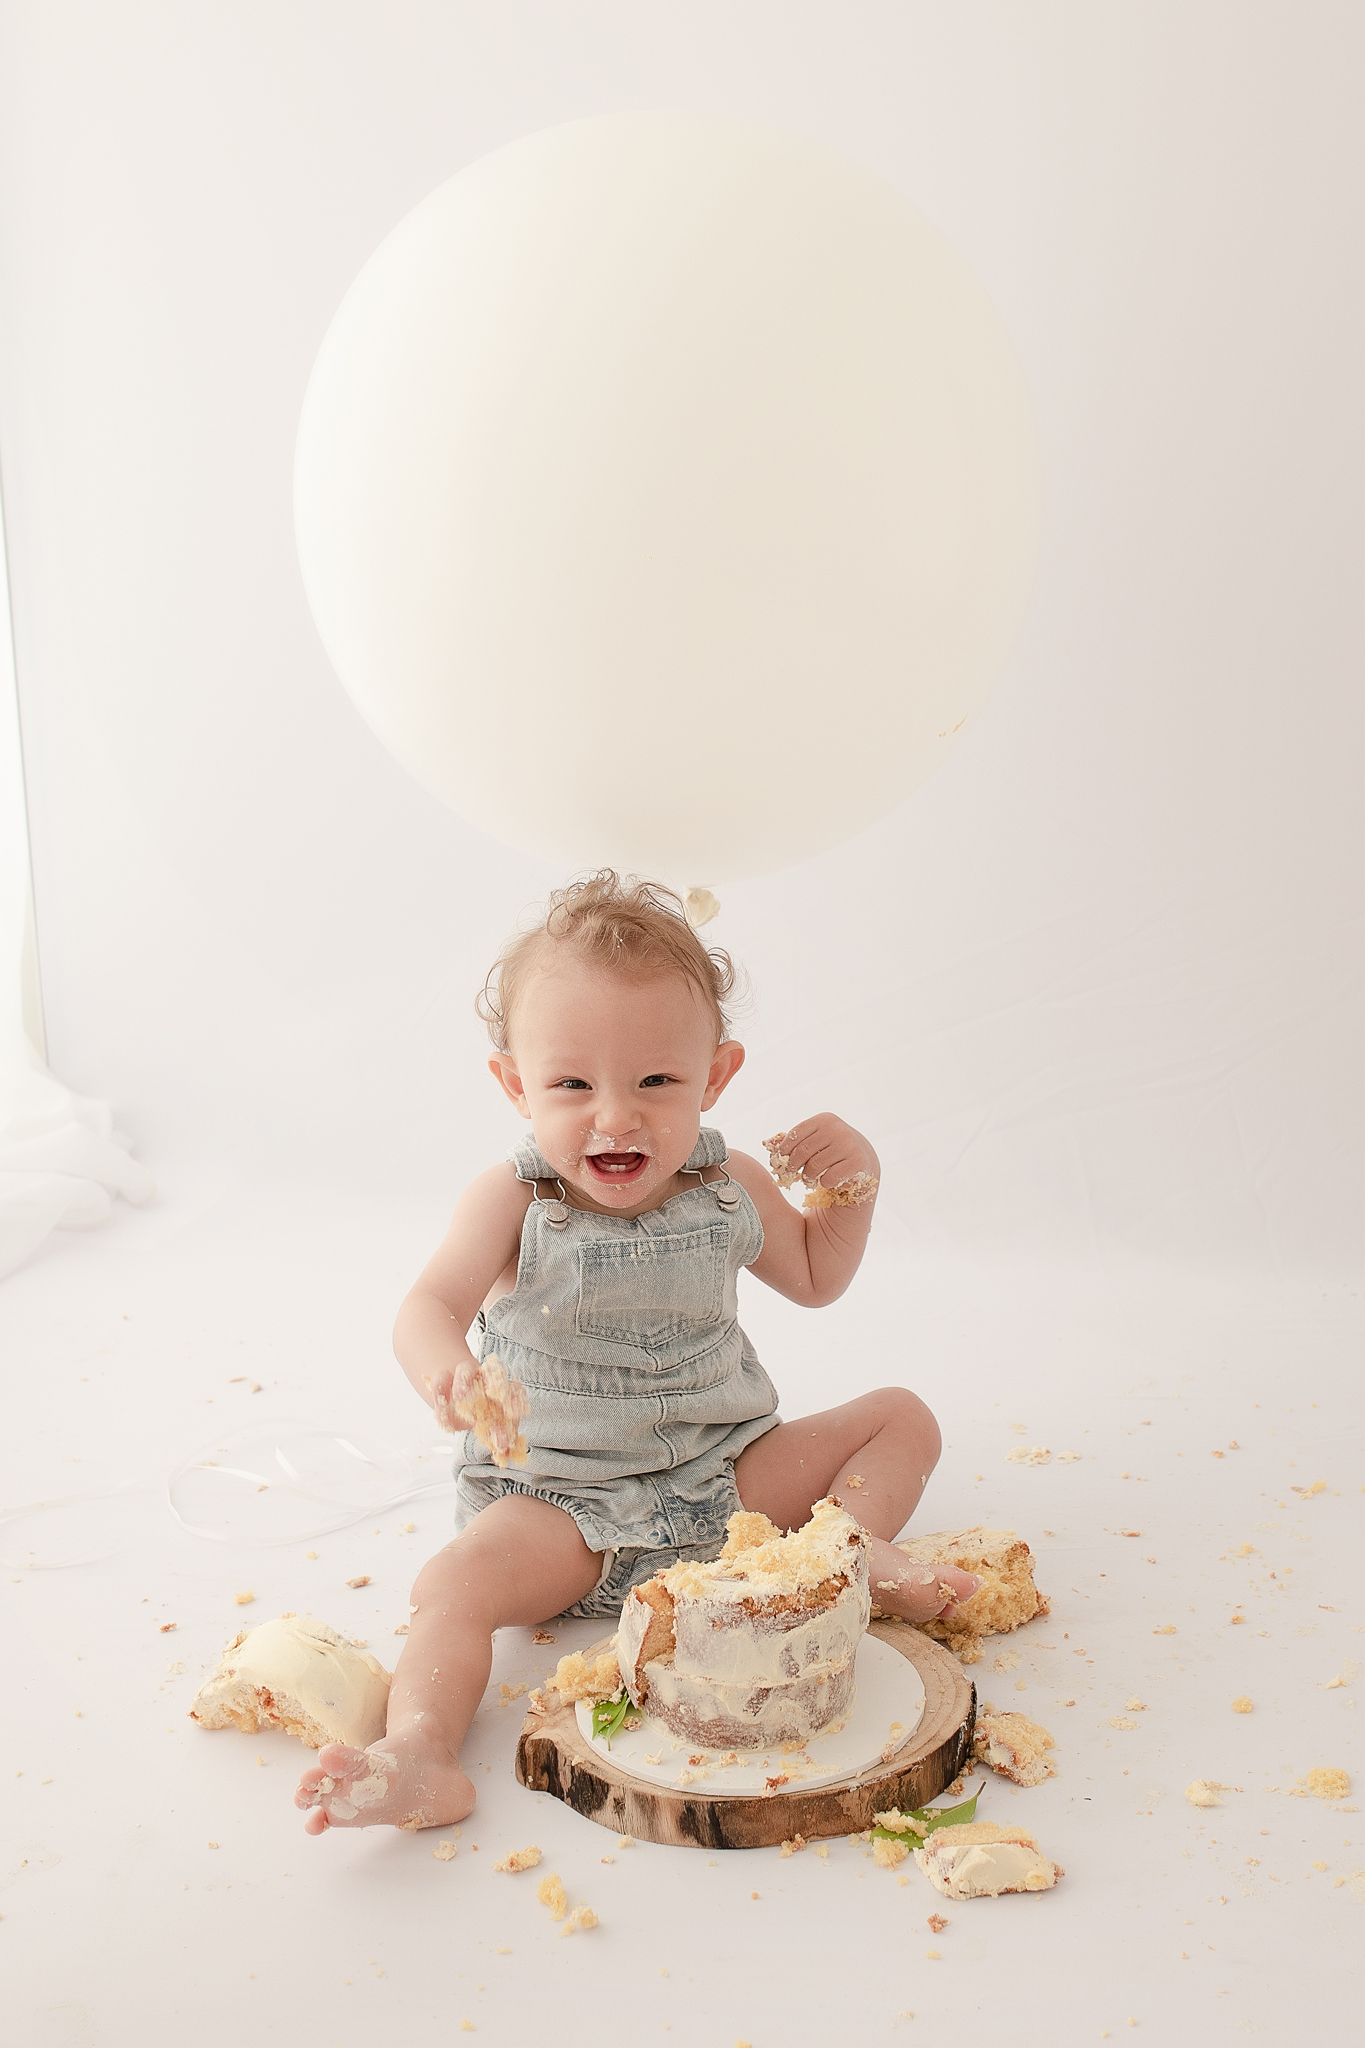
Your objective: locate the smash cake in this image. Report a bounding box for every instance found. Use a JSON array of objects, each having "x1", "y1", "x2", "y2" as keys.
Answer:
[{"x1": 615, "y1": 1497, "x2": 870, "y2": 1750}]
